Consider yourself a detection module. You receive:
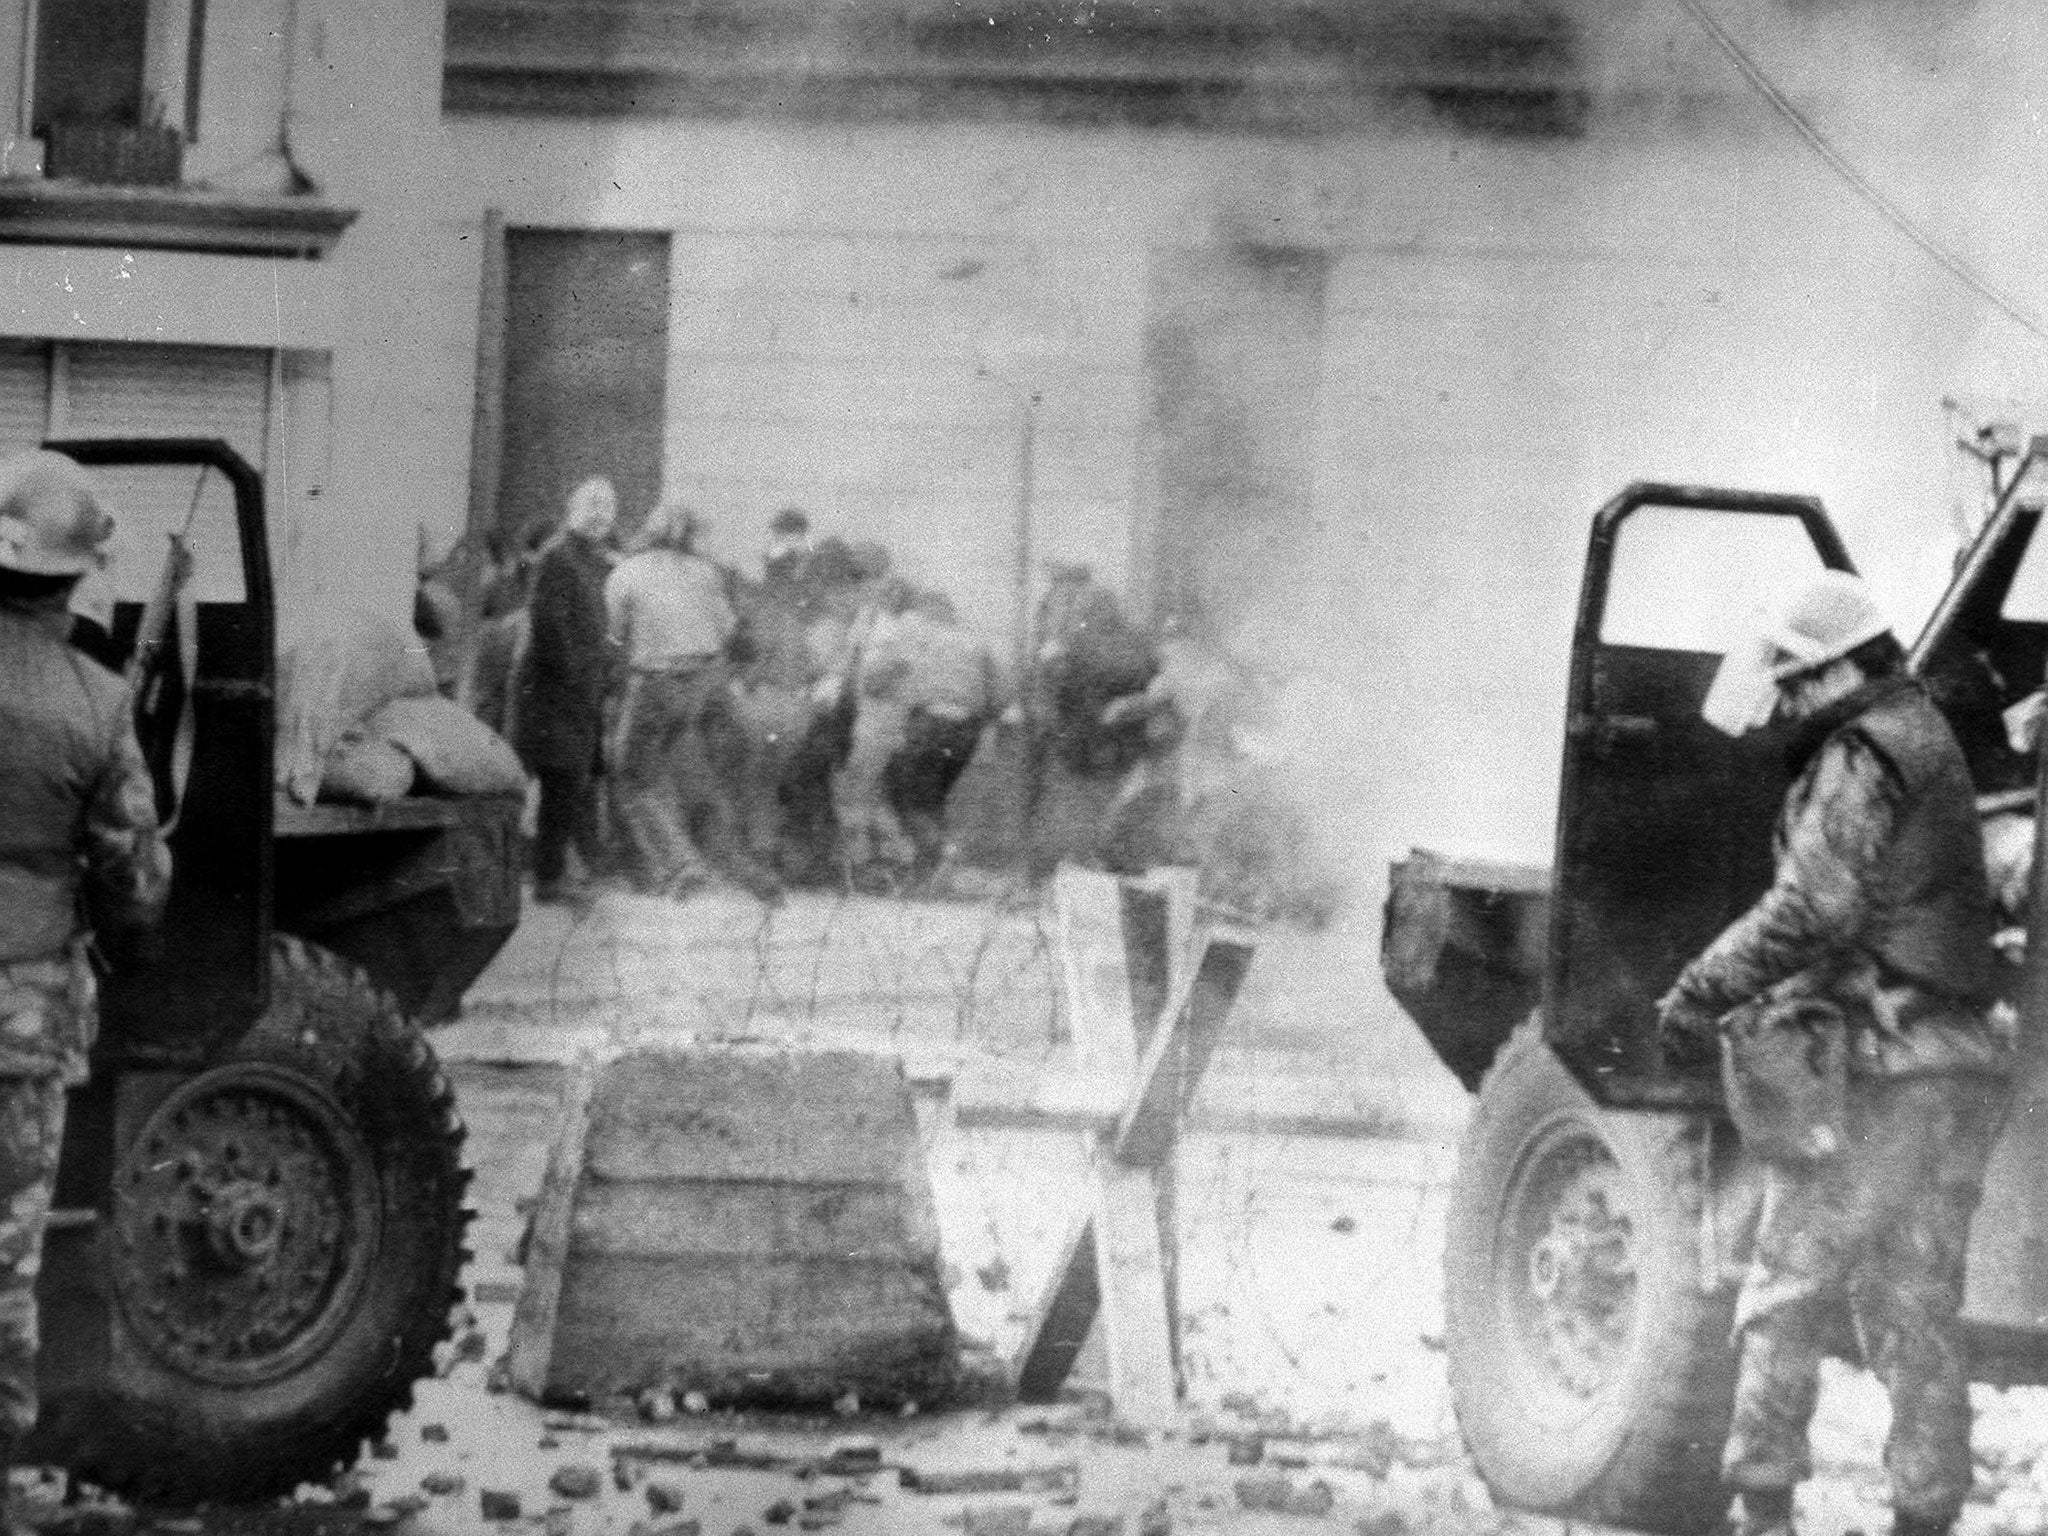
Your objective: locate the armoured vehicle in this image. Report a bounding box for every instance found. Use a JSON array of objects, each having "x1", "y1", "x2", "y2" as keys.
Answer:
[
  {"x1": 1383, "y1": 445, "x2": 2048, "y2": 1534},
  {"x1": 25, "y1": 439, "x2": 519, "y2": 1500}
]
